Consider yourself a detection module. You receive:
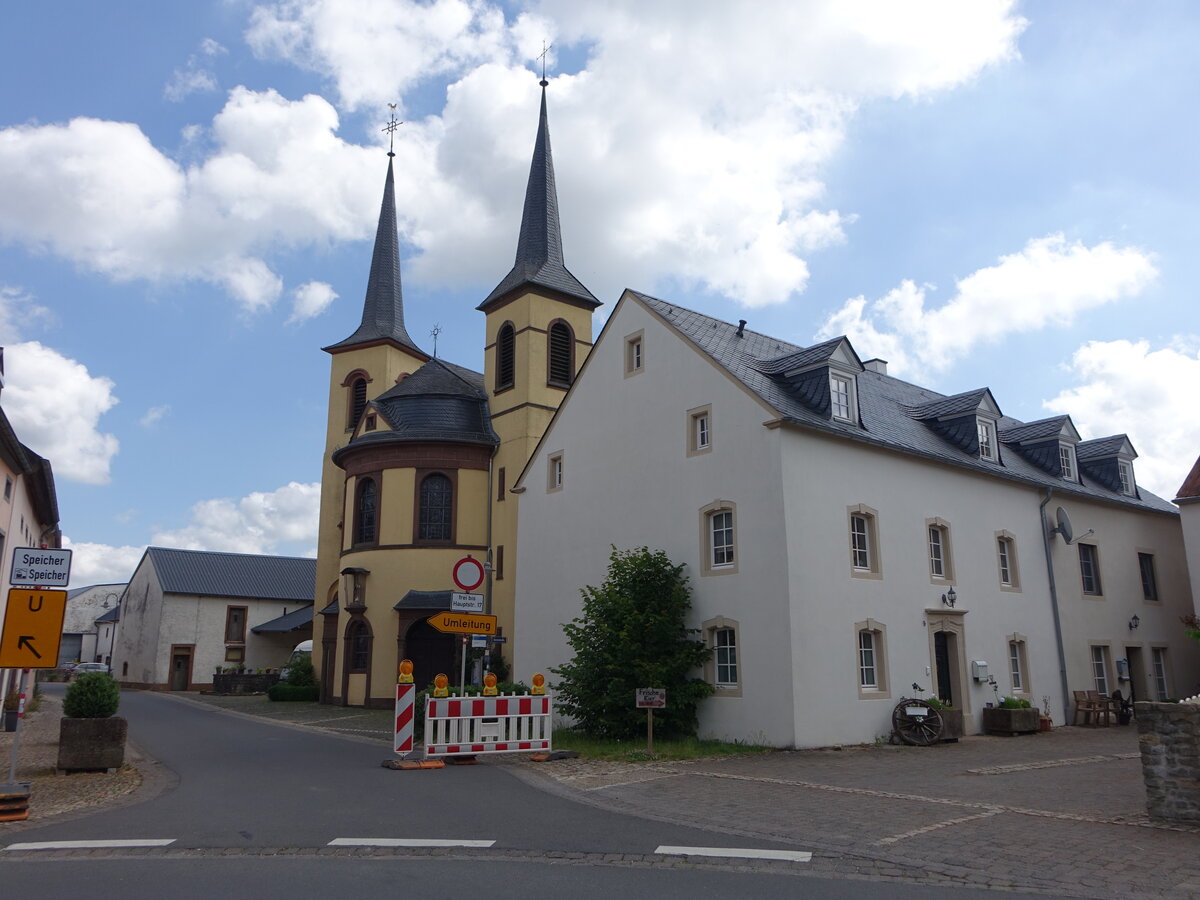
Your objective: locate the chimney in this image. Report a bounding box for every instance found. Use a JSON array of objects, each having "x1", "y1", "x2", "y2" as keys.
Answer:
[
  {"x1": 863, "y1": 358, "x2": 888, "y2": 375},
  {"x1": 736, "y1": 320, "x2": 746, "y2": 338}
]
